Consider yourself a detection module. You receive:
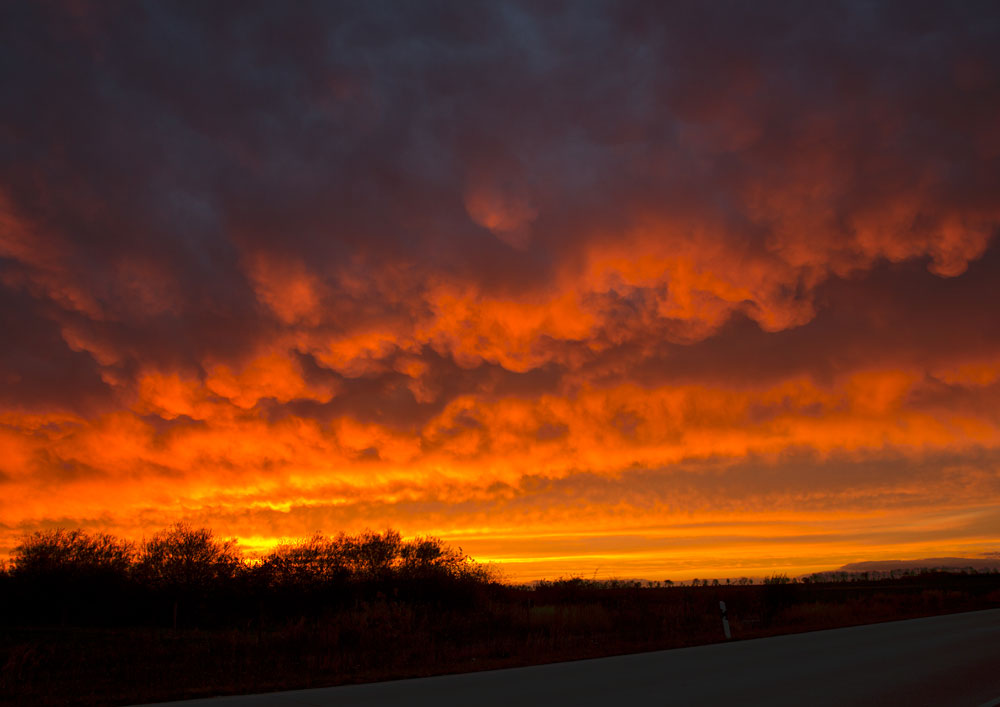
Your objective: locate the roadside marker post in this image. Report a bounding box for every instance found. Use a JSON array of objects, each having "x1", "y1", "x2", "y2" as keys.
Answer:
[{"x1": 720, "y1": 600, "x2": 732, "y2": 639}]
